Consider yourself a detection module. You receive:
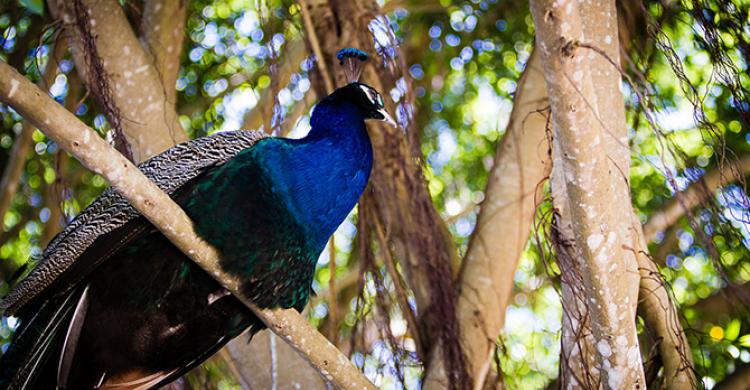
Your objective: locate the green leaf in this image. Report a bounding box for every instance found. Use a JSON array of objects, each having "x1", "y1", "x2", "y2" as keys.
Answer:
[
  {"x1": 738, "y1": 334, "x2": 750, "y2": 347},
  {"x1": 726, "y1": 319, "x2": 741, "y2": 341},
  {"x1": 18, "y1": 0, "x2": 44, "y2": 16}
]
